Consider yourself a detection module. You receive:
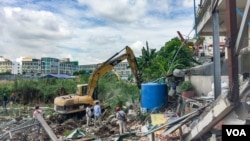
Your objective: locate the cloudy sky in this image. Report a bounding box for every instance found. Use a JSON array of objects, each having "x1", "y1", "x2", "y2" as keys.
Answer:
[{"x1": 0, "y1": 0, "x2": 199, "y2": 65}]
